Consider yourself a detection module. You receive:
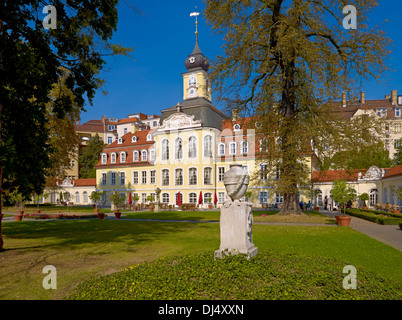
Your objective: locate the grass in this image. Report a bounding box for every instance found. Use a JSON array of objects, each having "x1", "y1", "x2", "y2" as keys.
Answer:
[
  {"x1": 121, "y1": 209, "x2": 334, "y2": 224},
  {"x1": 0, "y1": 211, "x2": 401, "y2": 299}
]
